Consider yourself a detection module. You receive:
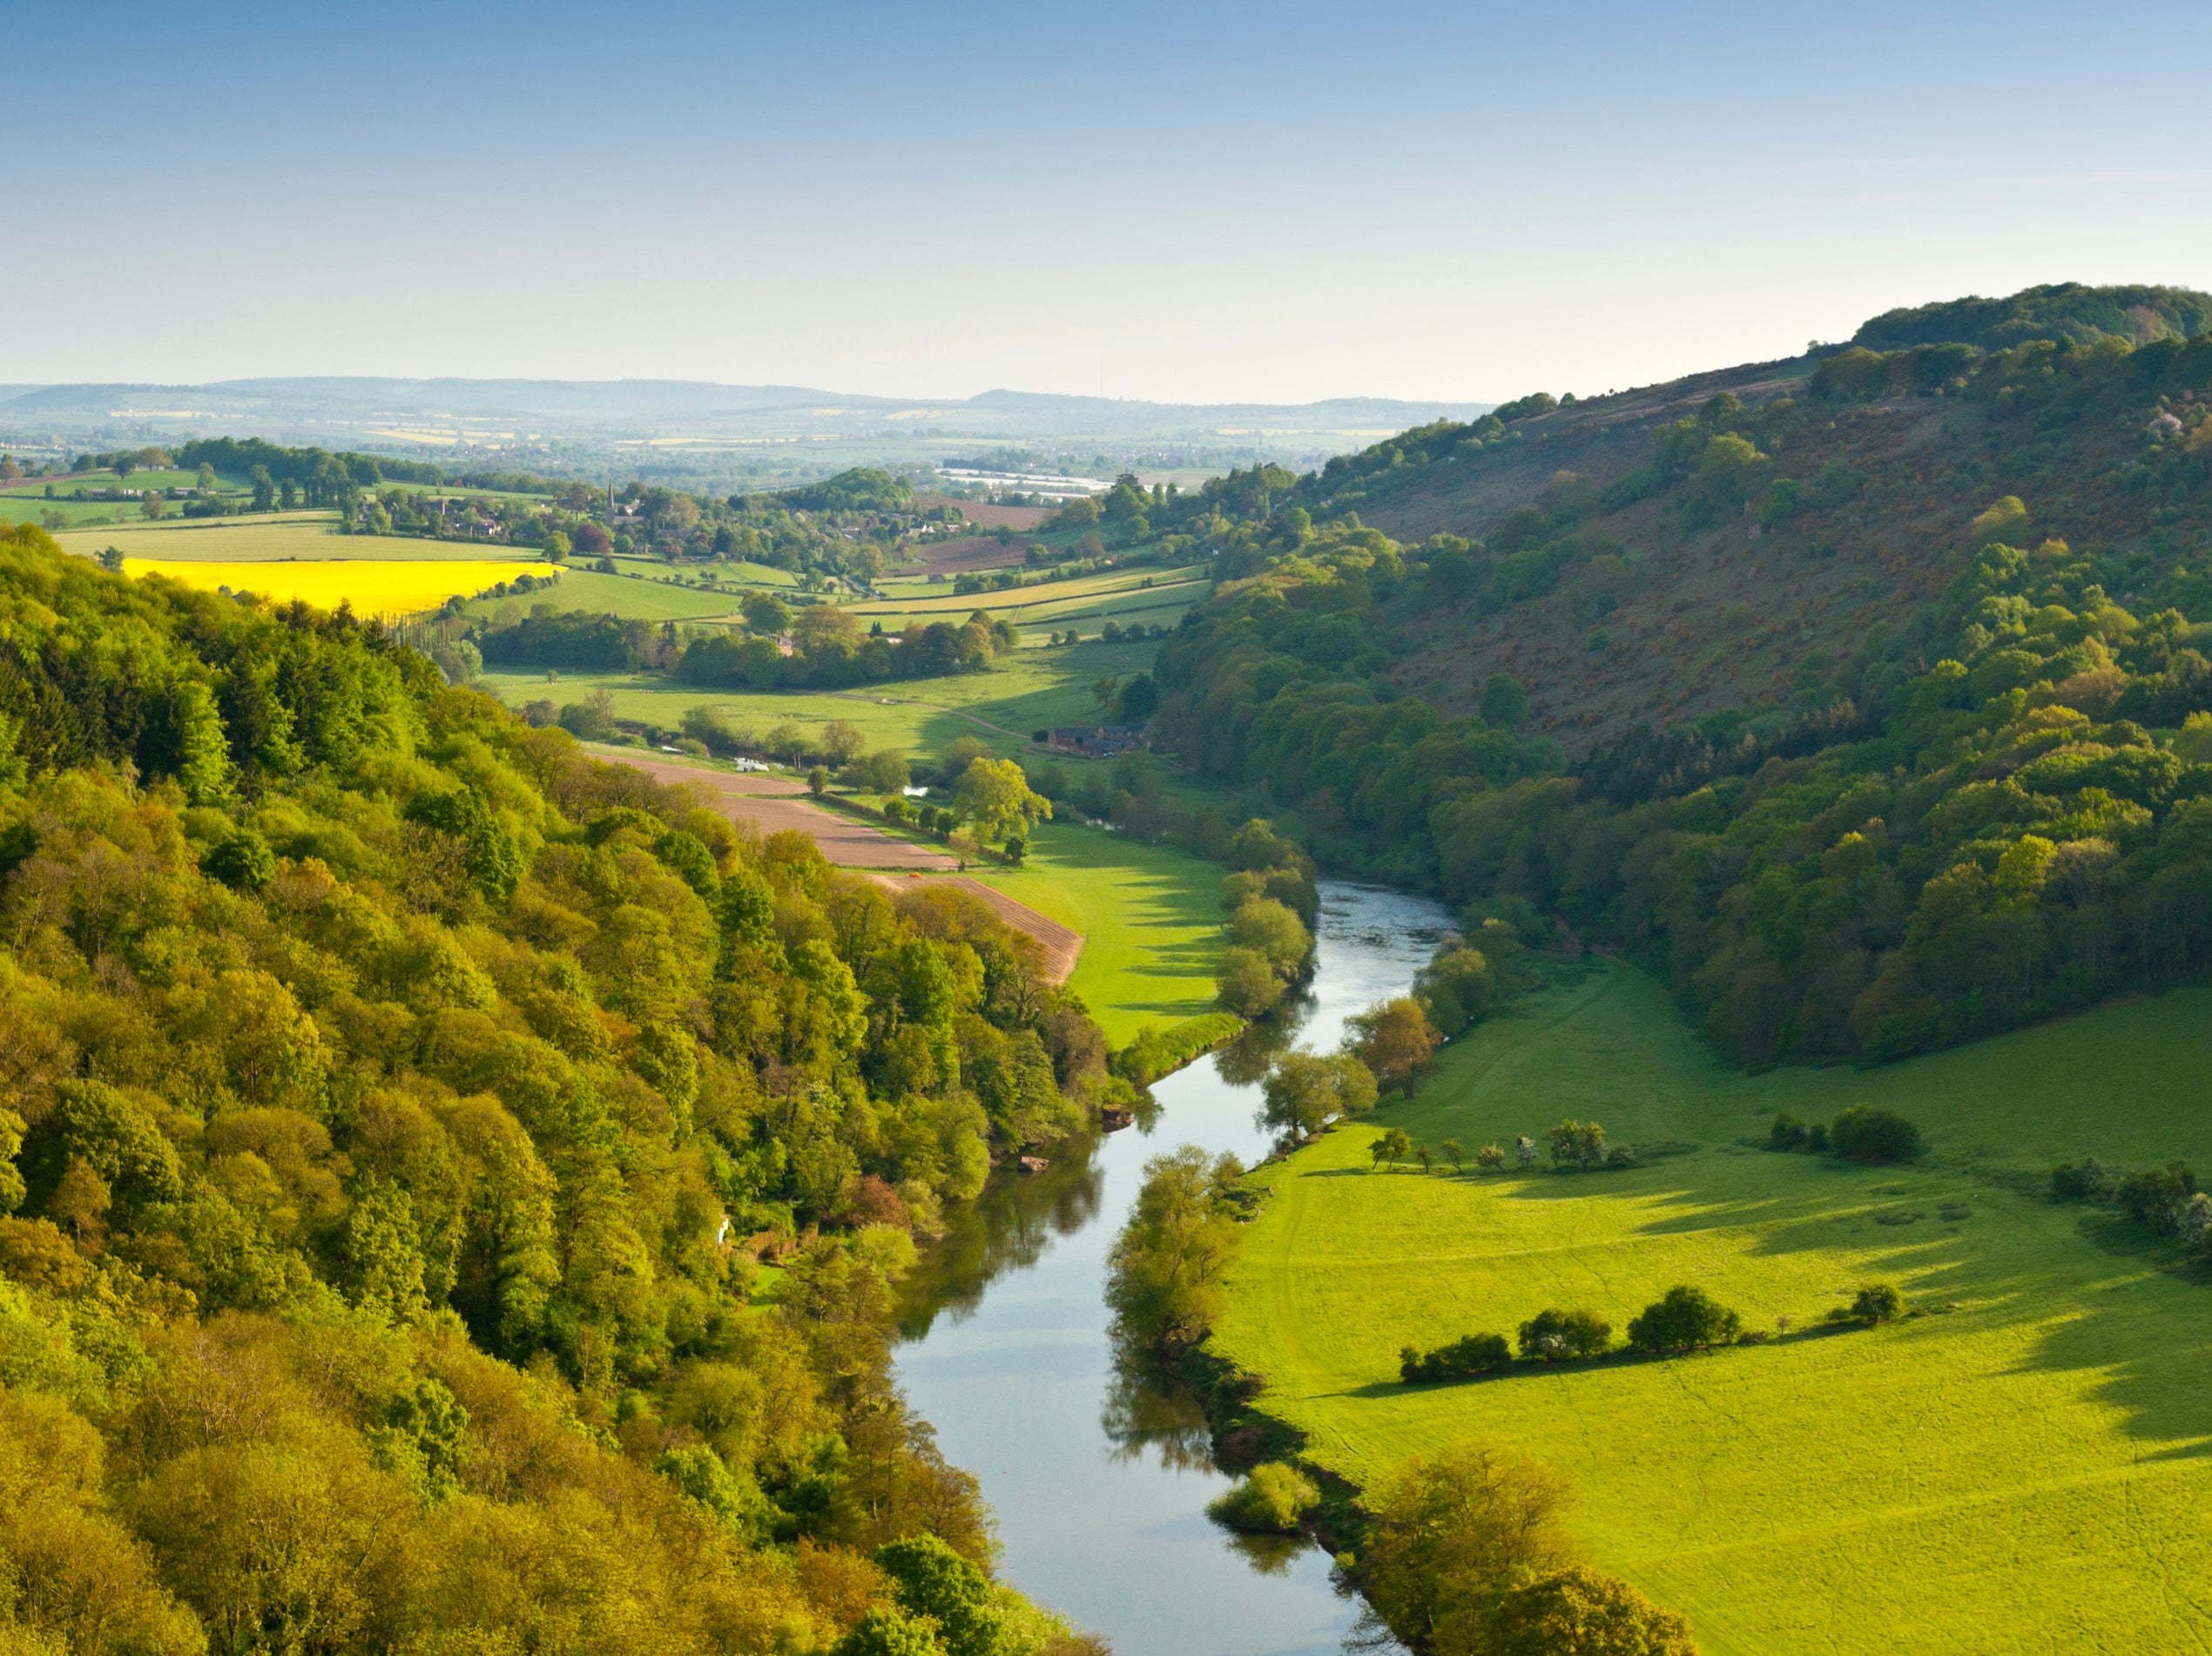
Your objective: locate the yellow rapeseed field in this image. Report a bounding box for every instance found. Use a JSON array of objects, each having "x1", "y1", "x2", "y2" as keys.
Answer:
[{"x1": 125, "y1": 558, "x2": 538, "y2": 618}]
